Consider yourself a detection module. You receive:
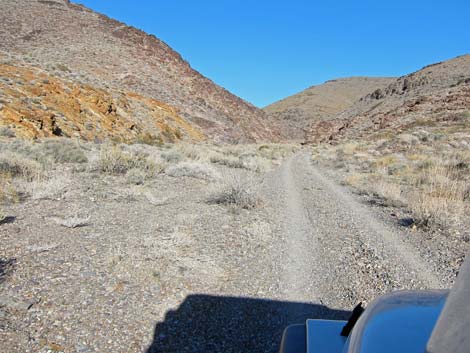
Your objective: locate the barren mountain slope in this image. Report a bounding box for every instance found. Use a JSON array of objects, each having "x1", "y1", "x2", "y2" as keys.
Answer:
[
  {"x1": 0, "y1": 0, "x2": 277, "y2": 142},
  {"x1": 307, "y1": 55, "x2": 470, "y2": 143},
  {"x1": 264, "y1": 77, "x2": 394, "y2": 140},
  {"x1": 308, "y1": 55, "x2": 470, "y2": 259},
  {"x1": 0, "y1": 60, "x2": 204, "y2": 142}
]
